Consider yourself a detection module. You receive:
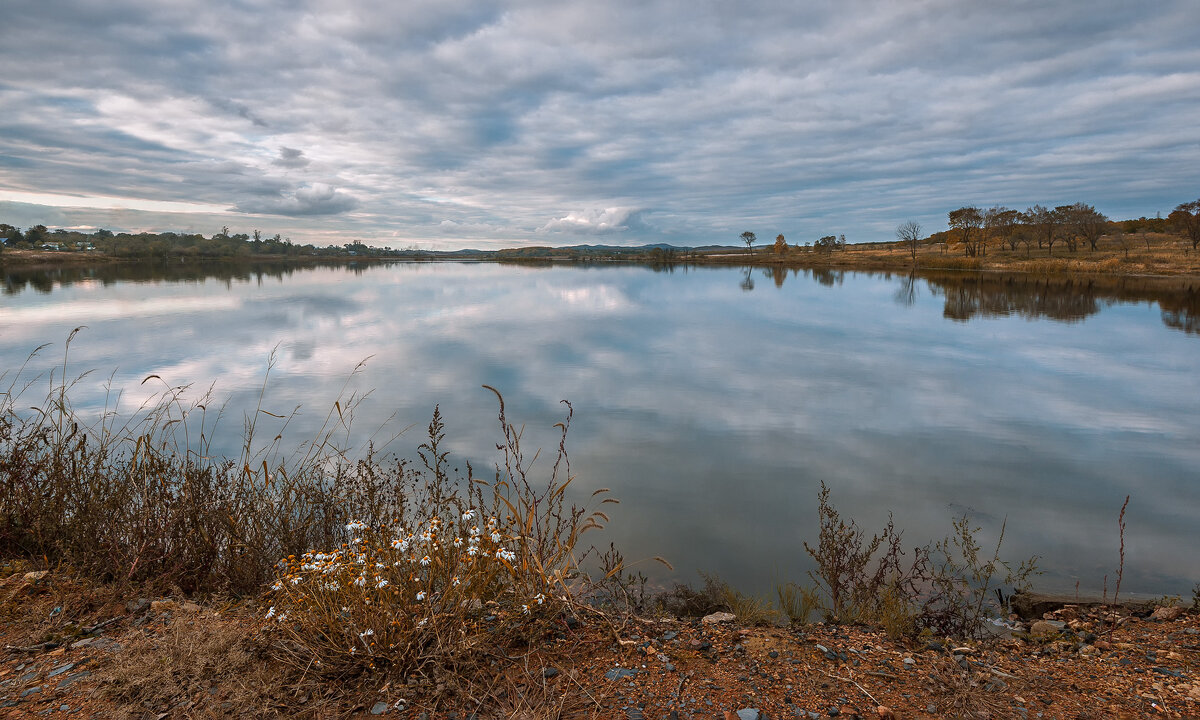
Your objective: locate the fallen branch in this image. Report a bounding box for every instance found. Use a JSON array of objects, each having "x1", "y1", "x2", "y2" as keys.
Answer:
[{"x1": 821, "y1": 669, "x2": 880, "y2": 706}]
